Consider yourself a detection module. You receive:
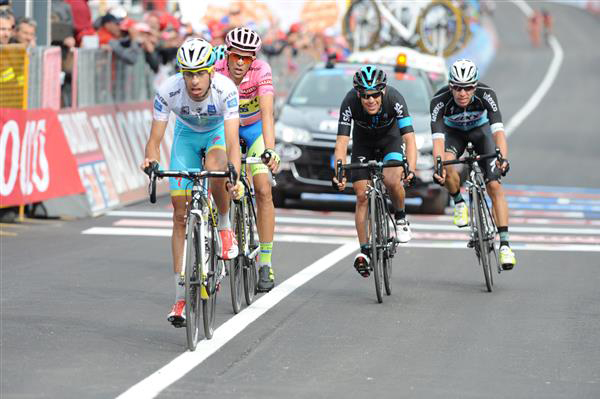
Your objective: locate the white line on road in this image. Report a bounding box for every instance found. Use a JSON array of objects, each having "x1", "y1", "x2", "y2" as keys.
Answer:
[
  {"x1": 82, "y1": 227, "x2": 600, "y2": 252},
  {"x1": 112, "y1": 217, "x2": 600, "y2": 235},
  {"x1": 115, "y1": 243, "x2": 357, "y2": 399},
  {"x1": 505, "y1": 0, "x2": 564, "y2": 136}
]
